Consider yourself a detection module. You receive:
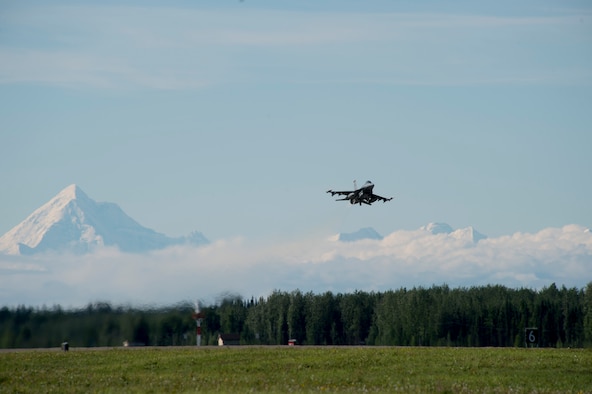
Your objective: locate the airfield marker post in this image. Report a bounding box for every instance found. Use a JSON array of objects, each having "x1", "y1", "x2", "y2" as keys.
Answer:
[
  {"x1": 525, "y1": 327, "x2": 539, "y2": 348},
  {"x1": 193, "y1": 301, "x2": 204, "y2": 346}
]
